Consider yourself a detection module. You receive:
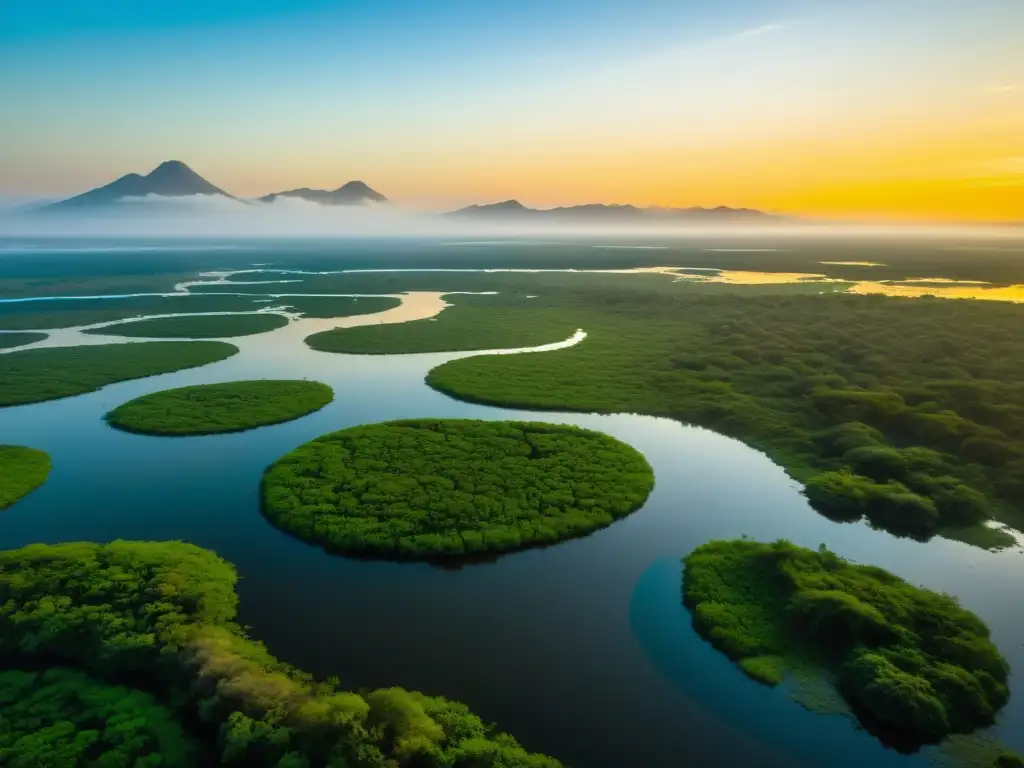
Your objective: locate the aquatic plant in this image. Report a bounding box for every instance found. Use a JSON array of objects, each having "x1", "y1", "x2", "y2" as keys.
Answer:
[
  {"x1": 0, "y1": 540, "x2": 563, "y2": 767},
  {"x1": 106, "y1": 380, "x2": 334, "y2": 436},
  {"x1": 0, "y1": 342, "x2": 238, "y2": 407},
  {"x1": 262, "y1": 418, "x2": 654, "y2": 558},
  {"x1": 682, "y1": 539, "x2": 1009, "y2": 744},
  {"x1": 0, "y1": 445, "x2": 51, "y2": 509}
]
